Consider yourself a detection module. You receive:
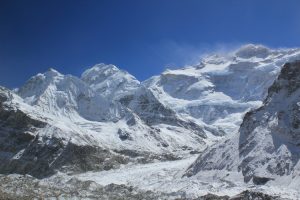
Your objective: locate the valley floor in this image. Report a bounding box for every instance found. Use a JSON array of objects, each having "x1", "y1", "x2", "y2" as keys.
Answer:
[
  {"x1": 51, "y1": 155, "x2": 299, "y2": 199},
  {"x1": 0, "y1": 155, "x2": 299, "y2": 199}
]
